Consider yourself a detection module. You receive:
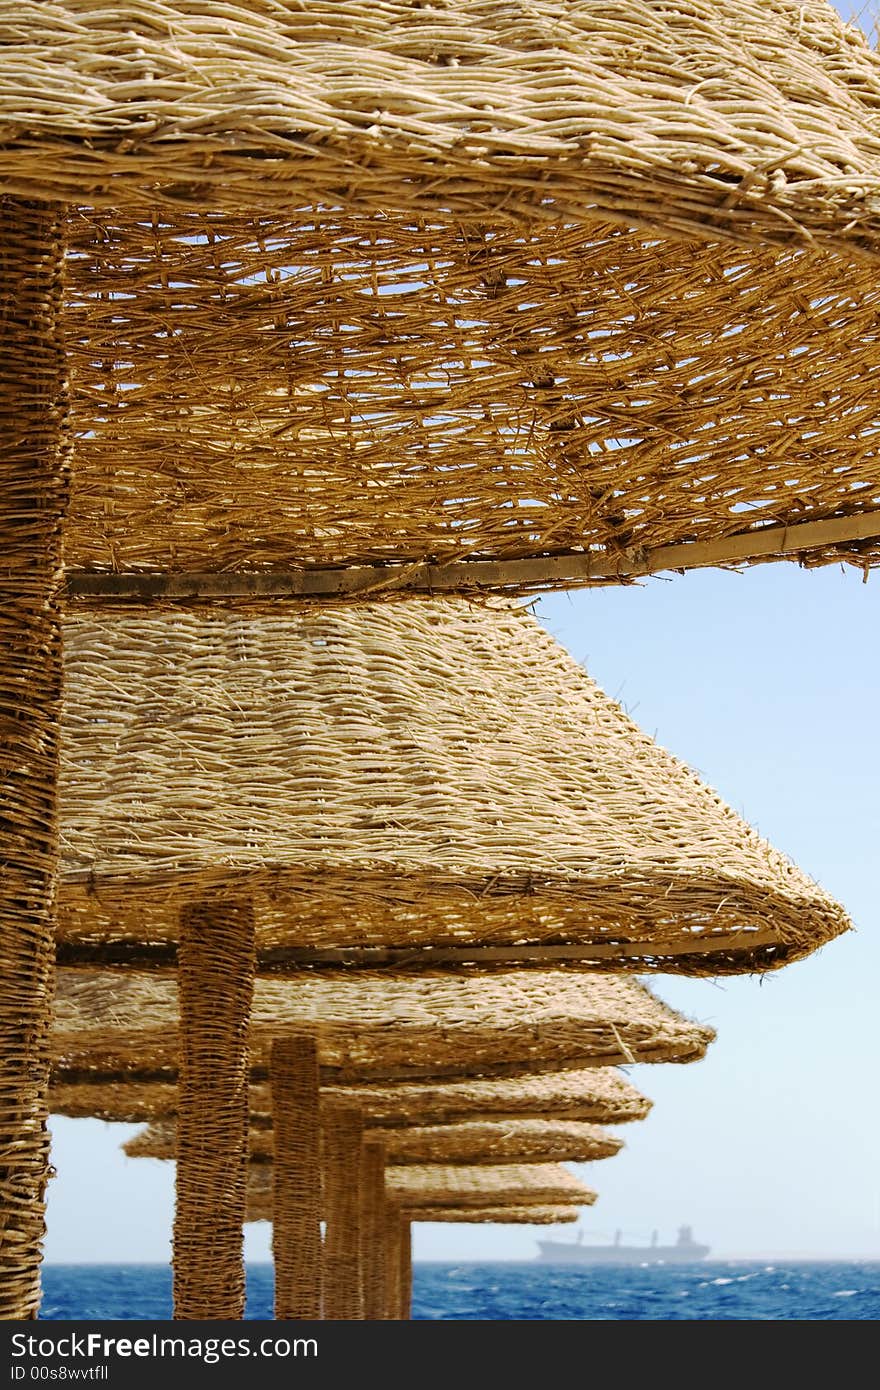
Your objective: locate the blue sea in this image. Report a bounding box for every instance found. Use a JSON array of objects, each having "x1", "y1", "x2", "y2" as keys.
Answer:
[{"x1": 39, "y1": 1261, "x2": 880, "y2": 1320}]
